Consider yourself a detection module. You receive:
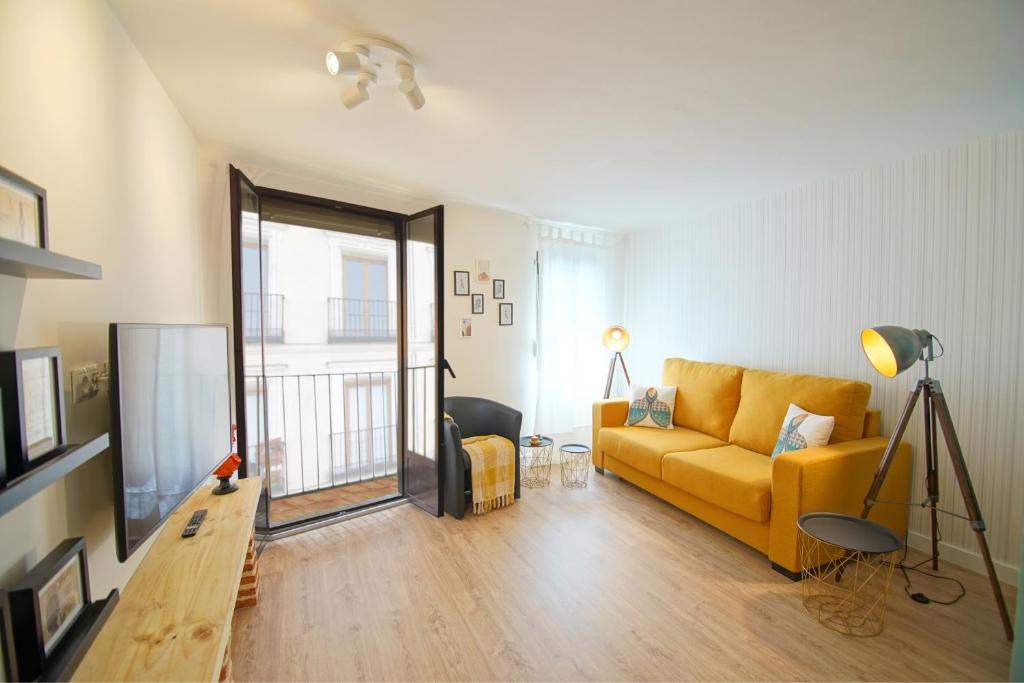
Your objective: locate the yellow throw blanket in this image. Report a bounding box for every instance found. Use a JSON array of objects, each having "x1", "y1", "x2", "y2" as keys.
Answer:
[{"x1": 461, "y1": 434, "x2": 516, "y2": 514}]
